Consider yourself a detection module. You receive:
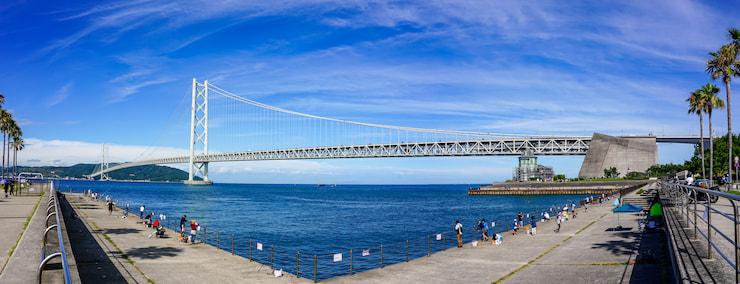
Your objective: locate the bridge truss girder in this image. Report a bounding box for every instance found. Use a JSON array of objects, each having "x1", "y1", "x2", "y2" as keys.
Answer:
[{"x1": 87, "y1": 137, "x2": 591, "y2": 177}]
